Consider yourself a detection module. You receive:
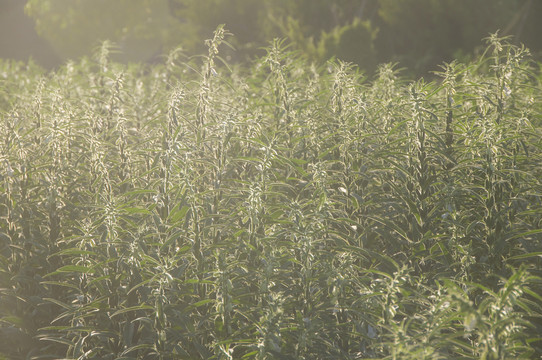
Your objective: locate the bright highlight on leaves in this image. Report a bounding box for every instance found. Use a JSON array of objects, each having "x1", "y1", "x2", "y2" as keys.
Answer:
[{"x1": 0, "y1": 31, "x2": 541, "y2": 359}]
